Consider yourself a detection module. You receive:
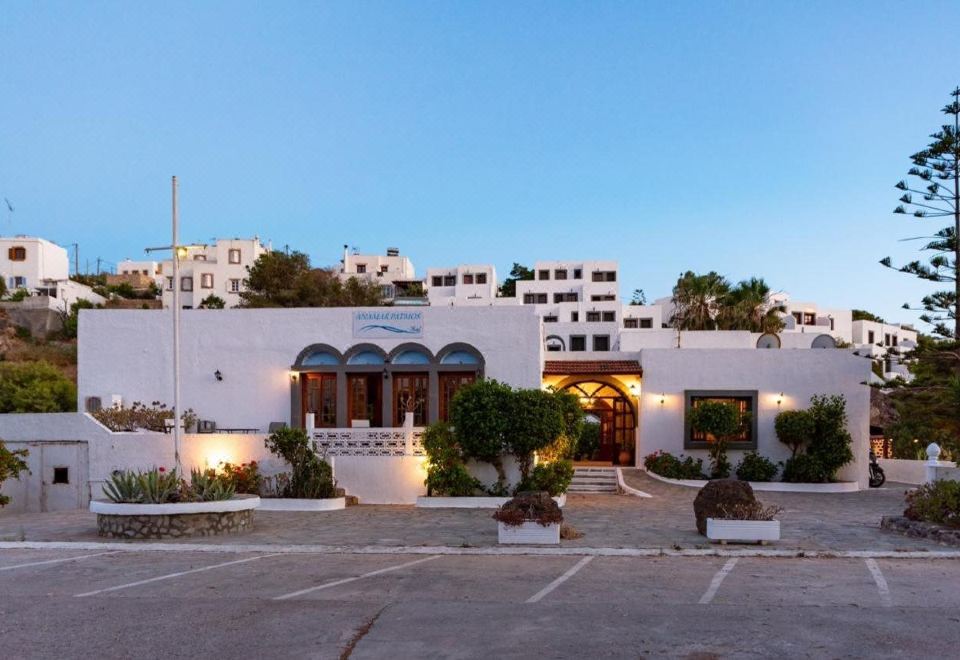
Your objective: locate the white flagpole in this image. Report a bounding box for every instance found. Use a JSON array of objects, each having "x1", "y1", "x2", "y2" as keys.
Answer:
[{"x1": 171, "y1": 176, "x2": 182, "y2": 472}]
